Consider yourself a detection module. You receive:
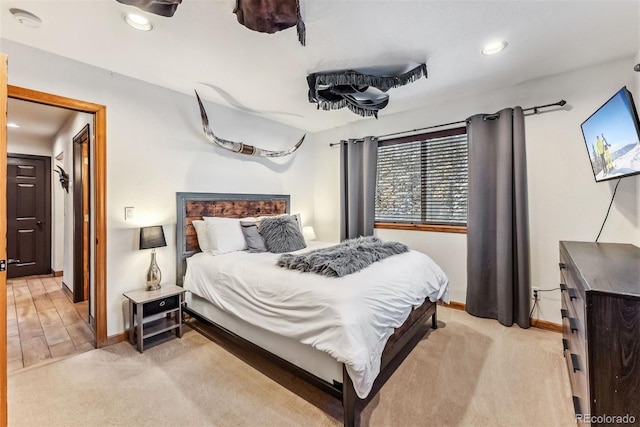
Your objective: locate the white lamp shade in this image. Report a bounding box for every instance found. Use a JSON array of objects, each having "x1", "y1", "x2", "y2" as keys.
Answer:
[{"x1": 302, "y1": 226, "x2": 317, "y2": 241}]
